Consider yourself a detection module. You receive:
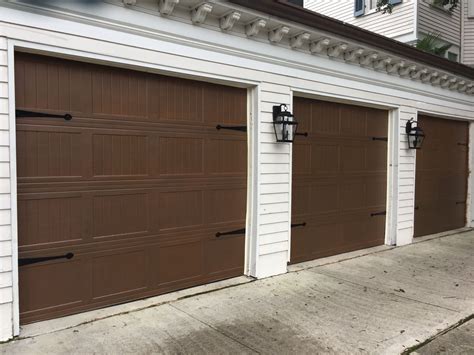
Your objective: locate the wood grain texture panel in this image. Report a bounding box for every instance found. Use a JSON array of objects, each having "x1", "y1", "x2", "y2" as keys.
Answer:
[
  {"x1": 291, "y1": 97, "x2": 388, "y2": 263},
  {"x1": 414, "y1": 115, "x2": 468, "y2": 237},
  {"x1": 15, "y1": 52, "x2": 247, "y2": 324}
]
